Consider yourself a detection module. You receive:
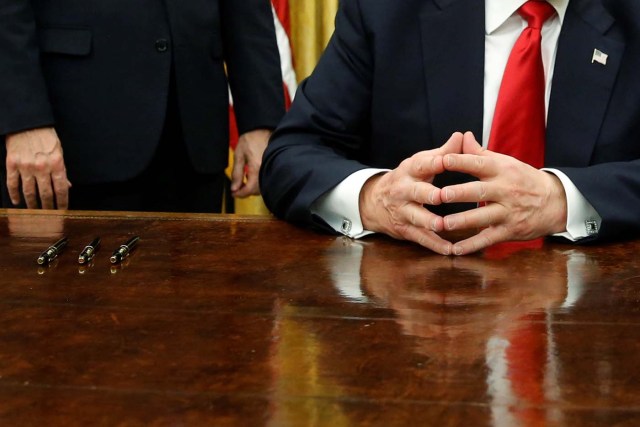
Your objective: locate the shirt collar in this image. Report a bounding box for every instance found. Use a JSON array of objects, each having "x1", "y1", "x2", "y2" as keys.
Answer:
[{"x1": 486, "y1": 0, "x2": 569, "y2": 34}]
